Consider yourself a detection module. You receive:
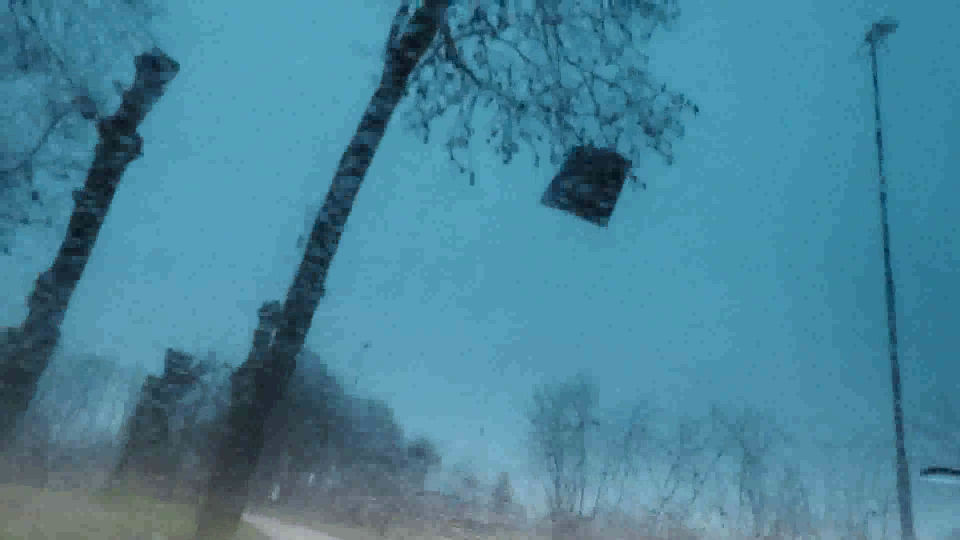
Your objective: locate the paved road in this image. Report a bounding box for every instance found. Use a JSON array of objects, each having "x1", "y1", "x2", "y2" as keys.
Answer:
[{"x1": 243, "y1": 513, "x2": 344, "y2": 540}]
